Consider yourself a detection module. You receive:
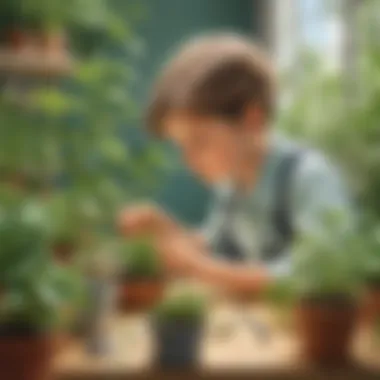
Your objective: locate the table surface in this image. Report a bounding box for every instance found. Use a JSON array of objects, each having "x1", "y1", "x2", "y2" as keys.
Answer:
[{"x1": 54, "y1": 303, "x2": 380, "y2": 379}]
